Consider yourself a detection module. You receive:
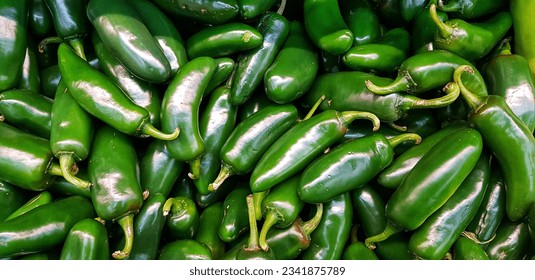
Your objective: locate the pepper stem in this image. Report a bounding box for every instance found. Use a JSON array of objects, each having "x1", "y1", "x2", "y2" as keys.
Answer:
[
  {"x1": 430, "y1": 4, "x2": 453, "y2": 38},
  {"x1": 302, "y1": 95, "x2": 325, "y2": 121},
  {"x1": 142, "y1": 123, "x2": 179, "y2": 140},
  {"x1": 69, "y1": 38, "x2": 87, "y2": 61},
  {"x1": 302, "y1": 203, "x2": 323, "y2": 235},
  {"x1": 365, "y1": 75, "x2": 412, "y2": 95},
  {"x1": 188, "y1": 157, "x2": 201, "y2": 180},
  {"x1": 259, "y1": 211, "x2": 280, "y2": 251},
  {"x1": 208, "y1": 163, "x2": 234, "y2": 192},
  {"x1": 112, "y1": 213, "x2": 135, "y2": 260},
  {"x1": 339, "y1": 111, "x2": 380, "y2": 131},
  {"x1": 461, "y1": 231, "x2": 496, "y2": 244},
  {"x1": 364, "y1": 220, "x2": 402, "y2": 250},
  {"x1": 276, "y1": 0, "x2": 287, "y2": 15},
  {"x1": 404, "y1": 81, "x2": 460, "y2": 110},
  {"x1": 253, "y1": 191, "x2": 268, "y2": 221},
  {"x1": 59, "y1": 154, "x2": 92, "y2": 189},
  {"x1": 437, "y1": 0, "x2": 462, "y2": 13},
  {"x1": 245, "y1": 194, "x2": 260, "y2": 251},
  {"x1": 162, "y1": 197, "x2": 187, "y2": 216},
  {"x1": 453, "y1": 65, "x2": 486, "y2": 112},
  {"x1": 48, "y1": 161, "x2": 64, "y2": 177},
  {"x1": 388, "y1": 133, "x2": 422, "y2": 148},
  {"x1": 38, "y1": 36, "x2": 63, "y2": 53}
]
